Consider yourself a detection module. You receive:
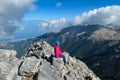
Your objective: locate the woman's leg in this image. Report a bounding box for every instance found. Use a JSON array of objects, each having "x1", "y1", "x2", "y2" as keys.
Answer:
[{"x1": 59, "y1": 54, "x2": 66, "y2": 64}]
